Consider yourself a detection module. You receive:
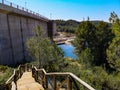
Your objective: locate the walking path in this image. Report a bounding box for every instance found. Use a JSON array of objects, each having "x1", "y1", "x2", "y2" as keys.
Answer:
[{"x1": 17, "y1": 72, "x2": 44, "y2": 90}]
